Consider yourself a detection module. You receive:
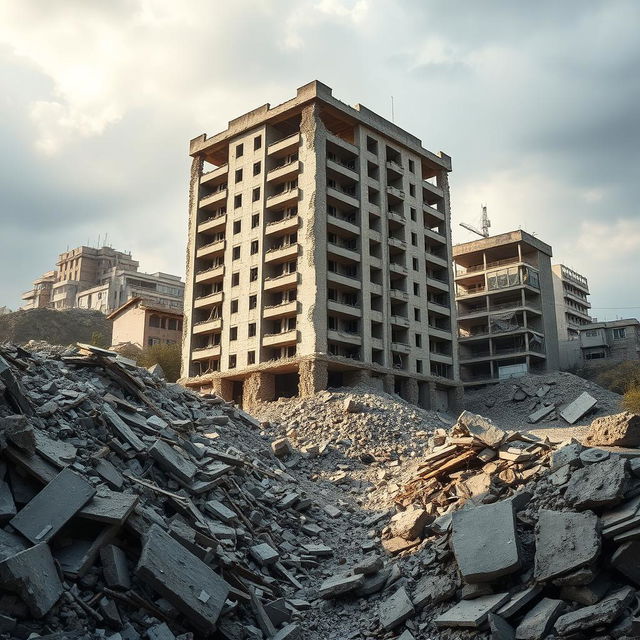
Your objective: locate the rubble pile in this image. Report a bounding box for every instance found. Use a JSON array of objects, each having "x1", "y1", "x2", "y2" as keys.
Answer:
[
  {"x1": 0, "y1": 343, "x2": 374, "y2": 639},
  {"x1": 254, "y1": 388, "x2": 453, "y2": 462},
  {"x1": 464, "y1": 372, "x2": 621, "y2": 431}
]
